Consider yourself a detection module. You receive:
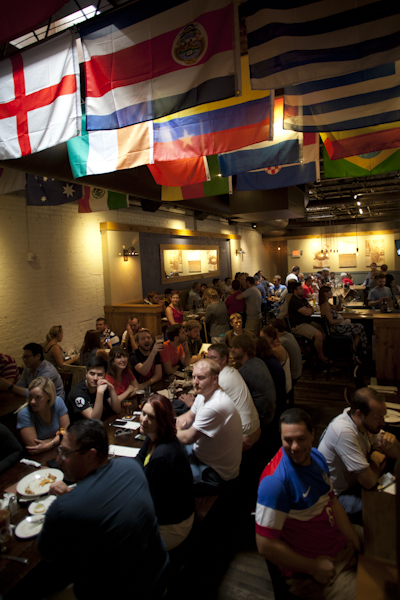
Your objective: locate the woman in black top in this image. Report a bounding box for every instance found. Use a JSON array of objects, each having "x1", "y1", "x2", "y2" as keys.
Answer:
[{"x1": 136, "y1": 393, "x2": 194, "y2": 550}]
